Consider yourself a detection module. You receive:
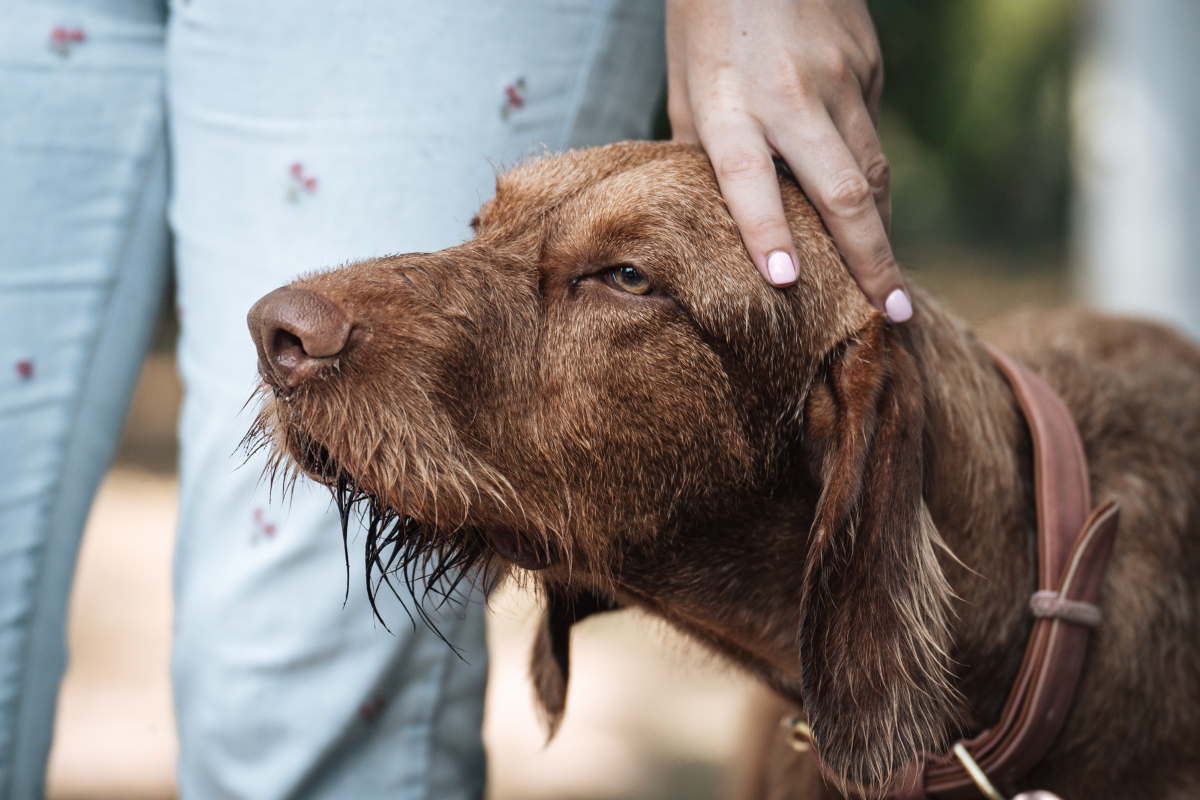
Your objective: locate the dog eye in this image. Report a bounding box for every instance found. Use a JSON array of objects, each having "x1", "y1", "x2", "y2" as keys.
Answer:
[{"x1": 606, "y1": 265, "x2": 652, "y2": 296}]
